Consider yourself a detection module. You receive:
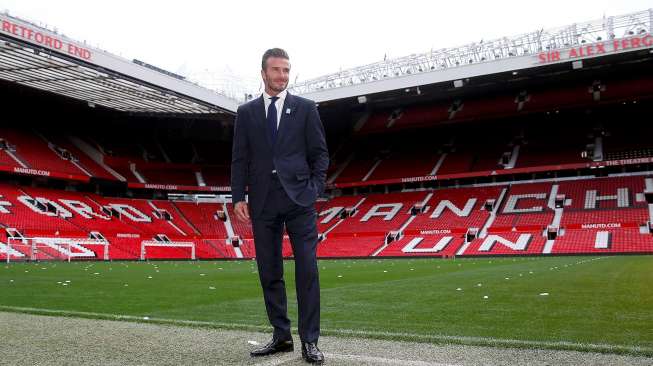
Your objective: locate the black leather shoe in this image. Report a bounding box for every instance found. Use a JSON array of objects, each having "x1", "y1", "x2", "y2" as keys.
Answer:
[
  {"x1": 301, "y1": 342, "x2": 324, "y2": 364},
  {"x1": 250, "y1": 337, "x2": 294, "y2": 357}
]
